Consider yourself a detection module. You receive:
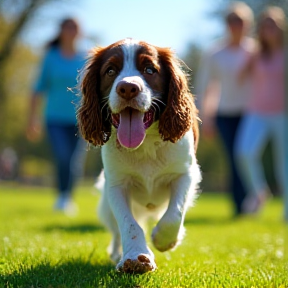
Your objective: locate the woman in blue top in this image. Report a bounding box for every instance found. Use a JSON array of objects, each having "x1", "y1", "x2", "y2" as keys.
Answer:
[{"x1": 27, "y1": 18, "x2": 86, "y2": 214}]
